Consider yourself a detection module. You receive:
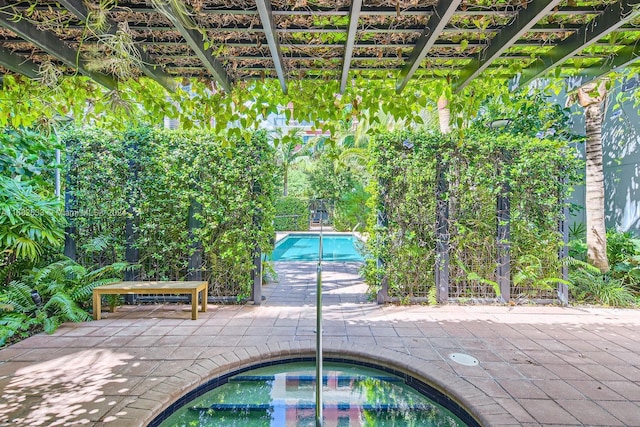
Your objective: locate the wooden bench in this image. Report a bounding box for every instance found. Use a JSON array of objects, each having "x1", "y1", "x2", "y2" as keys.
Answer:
[{"x1": 92, "y1": 281, "x2": 208, "y2": 320}]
